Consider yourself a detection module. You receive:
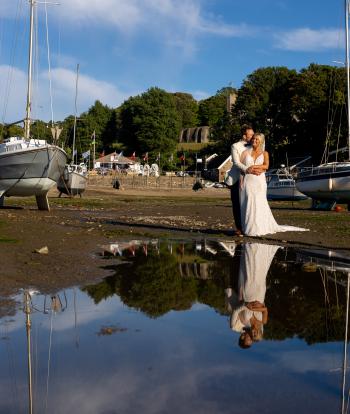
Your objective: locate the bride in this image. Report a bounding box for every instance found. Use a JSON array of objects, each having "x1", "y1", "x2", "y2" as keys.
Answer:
[{"x1": 239, "y1": 133, "x2": 308, "y2": 236}]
